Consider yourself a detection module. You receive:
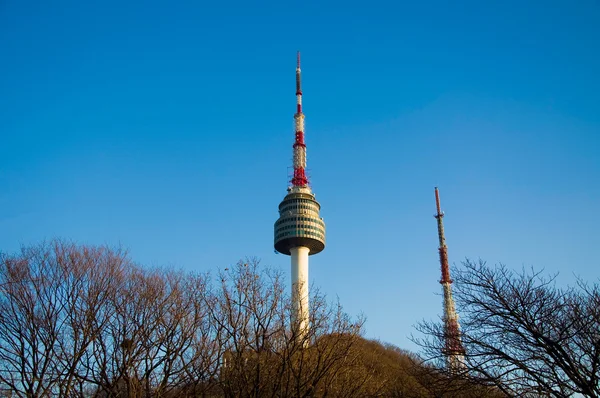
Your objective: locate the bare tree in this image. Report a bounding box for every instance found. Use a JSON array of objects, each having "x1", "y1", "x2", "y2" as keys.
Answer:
[
  {"x1": 282, "y1": 296, "x2": 365, "y2": 398},
  {"x1": 207, "y1": 259, "x2": 367, "y2": 398},
  {"x1": 166, "y1": 272, "x2": 221, "y2": 397},
  {"x1": 415, "y1": 259, "x2": 600, "y2": 398},
  {"x1": 207, "y1": 259, "x2": 289, "y2": 397},
  {"x1": 0, "y1": 240, "x2": 127, "y2": 398},
  {"x1": 84, "y1": 266, "x2": 216, "y2": 398}
]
